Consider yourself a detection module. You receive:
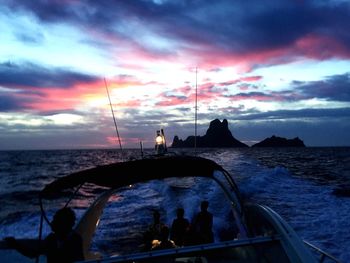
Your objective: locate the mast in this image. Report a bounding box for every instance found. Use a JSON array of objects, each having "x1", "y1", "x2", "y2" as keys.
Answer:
[
  {"x1": 194, "y1": 67, "x2": 198, "y2": 152},
  {"x1": 104, "y1": 78, "x2": 123, "y2": 153}
]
